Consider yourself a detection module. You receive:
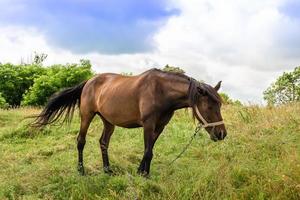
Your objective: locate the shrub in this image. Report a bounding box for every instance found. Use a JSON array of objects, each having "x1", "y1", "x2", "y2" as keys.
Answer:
[
  {"x1": 0, "y1": 92, "x2": 8, "y2": 108},
  {"x1": 22, "y1": 60, "x2": 94, "y2": 106},
  {"x1": 263, "y1": 66, "x2": 300, "y2": 105},
  {"x1": 0, "y1": 63, "x2": 46, "y2": 106},
  {"x1": 220, "y1": 93, "x2": 242, "y2": 106}
]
